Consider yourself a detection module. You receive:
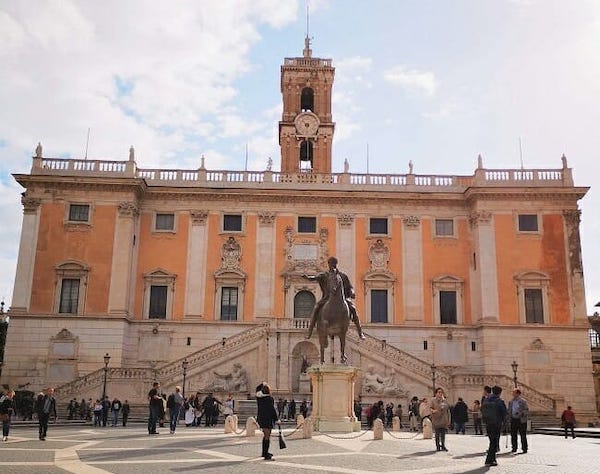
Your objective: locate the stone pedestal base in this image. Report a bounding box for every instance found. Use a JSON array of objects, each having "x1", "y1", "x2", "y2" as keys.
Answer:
[
  {"x1": 307, "y1": 364, "x2": 361, "y2": 433},
  {"x1": 299, "y1": 373, "x2": 311, "y2": 393}
]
